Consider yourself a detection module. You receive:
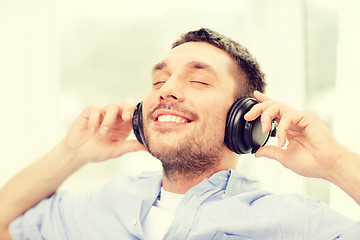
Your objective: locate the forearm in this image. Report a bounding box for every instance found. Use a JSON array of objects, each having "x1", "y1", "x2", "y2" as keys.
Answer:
[
  {"x1": 326, "y1": 146, "x2": 360, "y2": 206},
  {"x1": 0, "y1": 140, "x2": 86, "y2": 236}
]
